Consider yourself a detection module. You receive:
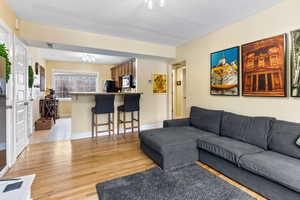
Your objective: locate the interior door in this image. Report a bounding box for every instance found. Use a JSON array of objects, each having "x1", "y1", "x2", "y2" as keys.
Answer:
[
  {"x1": 14, "y1": 38, "x2": 28, "y2": 157},
  {"x1": 172, "y1": 65, "x2": 187, "y2": 119}
]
